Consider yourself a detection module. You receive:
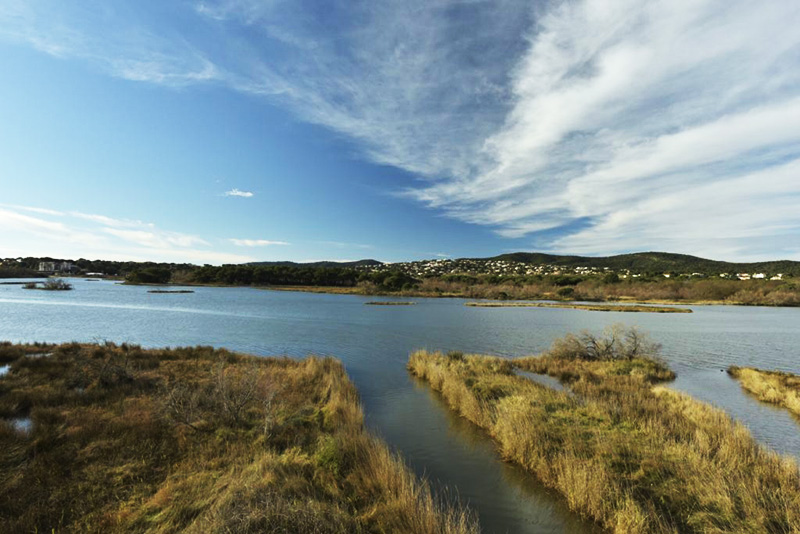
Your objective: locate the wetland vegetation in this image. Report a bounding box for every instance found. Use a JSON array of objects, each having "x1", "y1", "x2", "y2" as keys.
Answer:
[
  {"x1": 728, "y1": 366, "x2": 800, "y2": 418},
  {"x1": 408, "y1": 326, "x2": 800, "y2": 533},
  {"x1": 0, "y1": 342, "x2": 476, "y2": 534},
  {"x1": 22, "y1": 279, "x2": 73, "y2": 291},
  {"x1": 464, "y1": 302, "x2": 691, "y2": 313}
]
